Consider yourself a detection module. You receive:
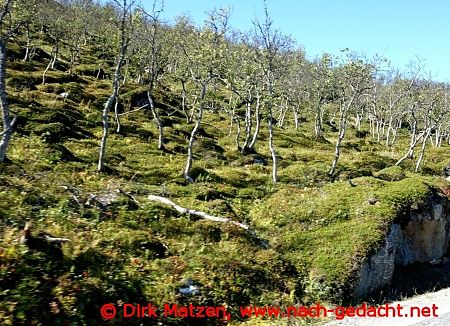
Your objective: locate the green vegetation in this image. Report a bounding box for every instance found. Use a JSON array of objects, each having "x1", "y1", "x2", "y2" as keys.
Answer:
[
  {"x1": 250, "y1": 175, "x2": 434, "y2": 300},
  {"x1": 1, "y1": 56, "x2": 447, "y2": 323},
  {"x1": 374, "y1": 165, "x2": 406, "y2": 181},
  {"x1": 0, "y1": 1, "x2": 449, "y2": 325}
]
